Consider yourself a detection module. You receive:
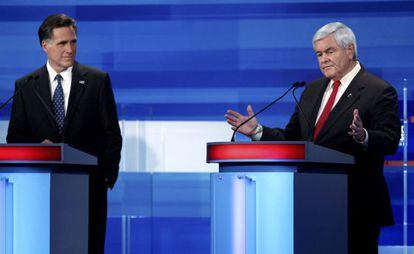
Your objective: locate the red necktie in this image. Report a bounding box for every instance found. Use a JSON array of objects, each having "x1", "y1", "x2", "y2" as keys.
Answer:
[{"x1": 313, "y1": 80, "x2": 341, "y2": 140}]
